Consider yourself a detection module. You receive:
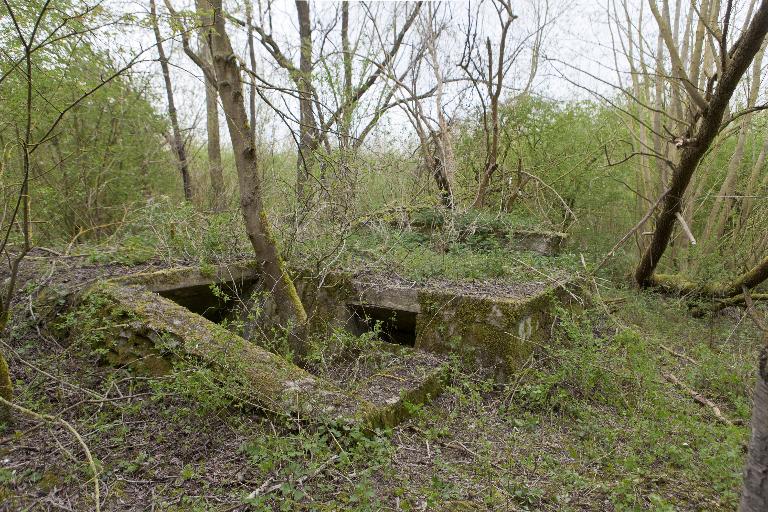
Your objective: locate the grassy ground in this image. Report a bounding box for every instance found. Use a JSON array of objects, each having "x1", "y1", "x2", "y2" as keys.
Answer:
[{"x1": 0, "y1": 215, "x2": 761, "y2": 511}]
